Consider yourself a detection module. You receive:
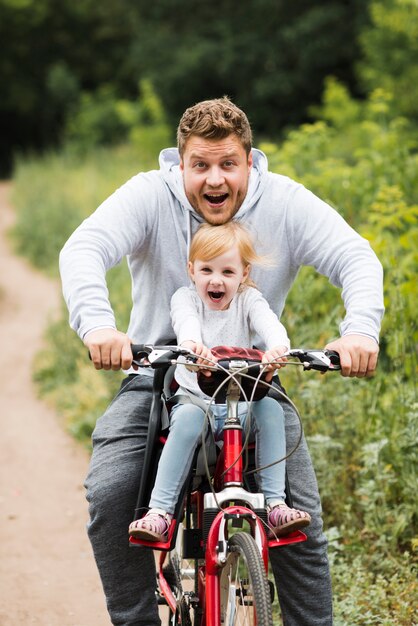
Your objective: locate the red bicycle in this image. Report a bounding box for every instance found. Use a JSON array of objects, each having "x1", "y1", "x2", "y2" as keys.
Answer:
[{"x1": 129, "y1": 345, "x2": 340, "y2": 625}]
